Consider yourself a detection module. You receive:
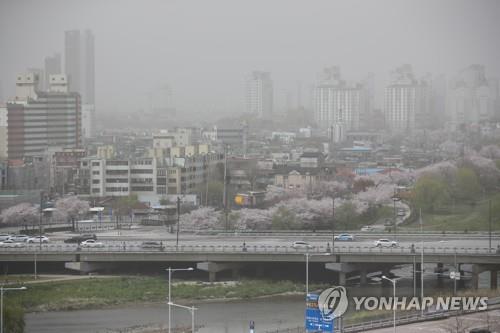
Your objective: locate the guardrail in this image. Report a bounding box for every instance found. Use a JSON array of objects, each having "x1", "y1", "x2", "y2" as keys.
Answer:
[{"x1": 0, "y1": 243, "x2": 497, "y2": 255}]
